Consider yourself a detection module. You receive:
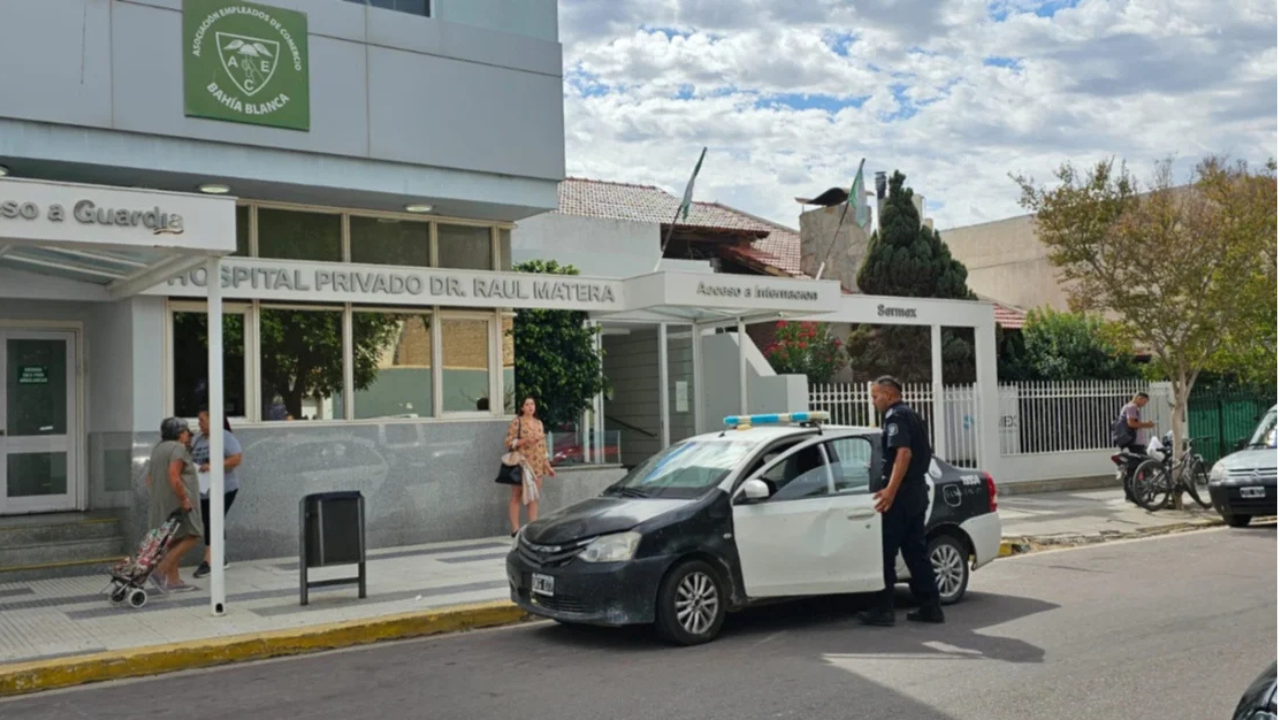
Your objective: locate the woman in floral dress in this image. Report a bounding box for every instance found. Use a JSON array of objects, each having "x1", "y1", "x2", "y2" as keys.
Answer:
[{"x1": 505, "y1": 396, "x2": 556, "y2": 535}]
